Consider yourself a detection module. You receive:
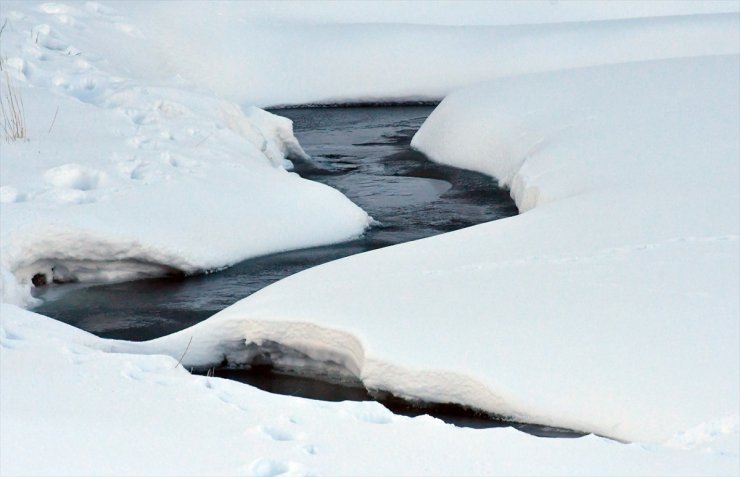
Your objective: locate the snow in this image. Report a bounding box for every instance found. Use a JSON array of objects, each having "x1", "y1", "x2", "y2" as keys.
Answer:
[
  {"x1": 3, "y1": 304, "x2": 738, "y2": 476},
  {"x1": 1, "y1": 0, "x2": 739, "y2": 474},
  {"x1": 126, "y1": 54, "x2": 740, "y2": 446},
  {"x1": 122, "y1": 3, "x2": 739, "y2": 106},
  {"x1": 0, "y1": 1, "x2": 370, "y2": 306}
]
